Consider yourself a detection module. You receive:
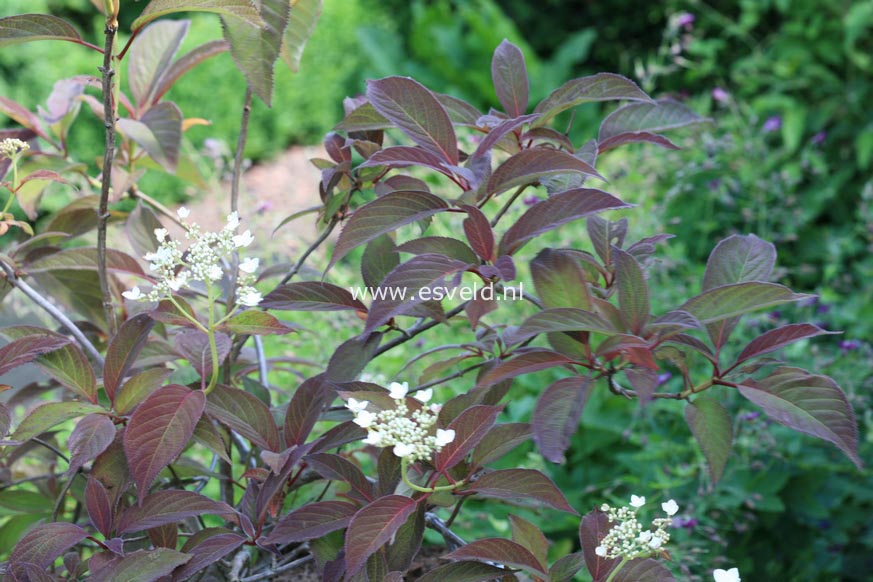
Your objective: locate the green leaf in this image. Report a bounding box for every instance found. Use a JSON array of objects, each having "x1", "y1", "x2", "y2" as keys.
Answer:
[
  {"x1": 222, "y1": 0, "x2": 291, "y2": 106},
  {"x1": 681, "y1": 282, "x2": 812, "y2": 325},
  {"x1": 0, "y1": 14, "x2": 82, "y2": 48},
  {"x1": 684, "y1": 396, "x2": 732, "y2": 483},
  {"x1": 491, "y1": 39, "x2": 529, "y2": 117},
  {"x1": 703, "y1": 234, "x2": 776, "y2": 292},
  {"x1": 117, "y1": 102, "x2": 183, "y2": 172},
  {"x1": 206, "y1": 384, "x2": 280, "y2": 451},
  {"x1": 90, "y1": 548, "x2": 192, "y2": 582},
  {"x1": 366, "y1": 77, "x2": 459, "y2": 164},
  {"x1": 344, "y1": 495, "x2": 418, "y2": 577},
  {"x1": 509, "y1": 514, "x2": 549, "y2": 567},
  {"x1": 281, "y1": 0, "x2": 323, "y2": 72},
  {"x1": 128, "y1": 20, "x2": 190, "y2": 108},
  {"x1": 534, "y1": 73, "x2": 653, "y2": 127},
  {"x1": 10, "y1": 401, "x2": 104, "y2": 442},
  {"x1": 469, "y1": 468, "x2": 578, "y2": 514},
  {"x1": 132, "y1": 0, "x2": 262, "y2": 31},
  {"x1": 738, "y1": 368, "x2": 861, "y2": 468},
  {"x1": 486, "y1": 149, "x2": 604, "y2": 198},
  {"x1": 613, "y1": 248, "x2": 649, "y2": 334},
  {"x1": 445, "y1": 538, "x2": 548, "y2": 577},
  {"x1": 124, "y1": 384, "x2": 206, "y2": 503},
  {"x1": 533, "y1": 376, "x2": 592, "y2": 463},
  {"x1": 329, "y1": 190, "x2": 449, "y2": 270},
  {"x1": 115, "y1": 368, "x2": 172, "y2": 416},
  {"x1": 530, "y1": 248, "x2": 592, "y2": 310},
  {"x1": 104, "y1": 314, "x2": 155, "y2": 401},
  {"x1": 221, "y1": 310, "x2": 297, "y2": 335},
  {"x1": 361, "y1": 234, "x2": 399, "y2": 289}
]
